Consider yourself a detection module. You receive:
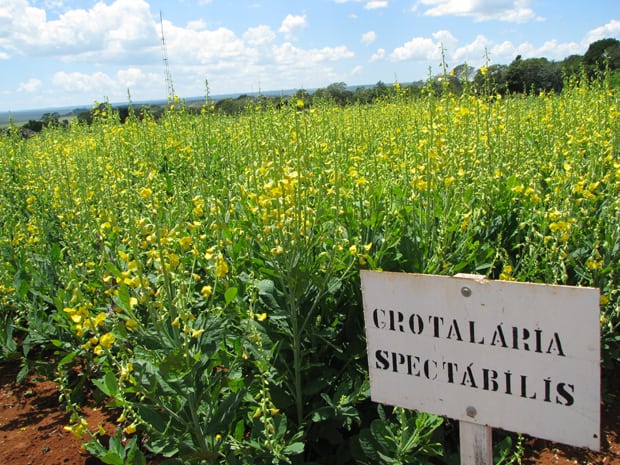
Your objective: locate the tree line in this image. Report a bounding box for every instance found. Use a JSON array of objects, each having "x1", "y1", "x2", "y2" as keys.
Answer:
[{"x1": 8, "y1": 37, "x2": 620, "y2": 134}]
